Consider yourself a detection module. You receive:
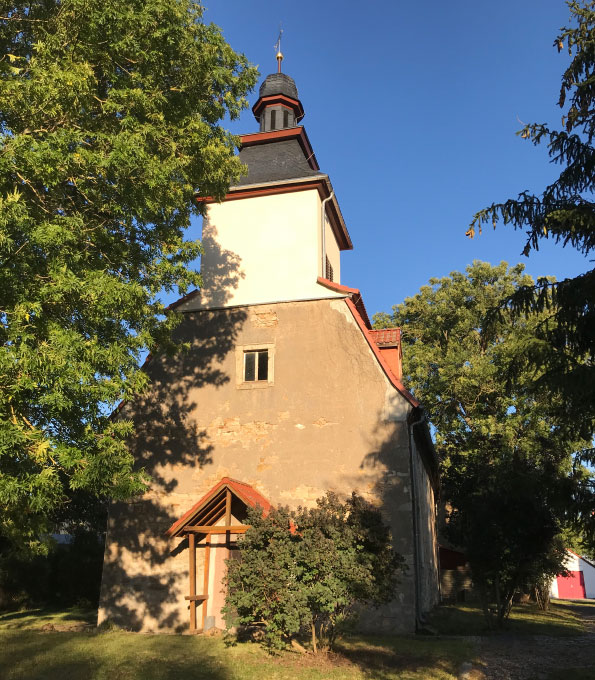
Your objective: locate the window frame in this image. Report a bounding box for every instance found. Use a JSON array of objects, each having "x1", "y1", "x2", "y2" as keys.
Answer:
[{"x1": 235, "y1": 342, "x2": 275, "y2": 389}]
